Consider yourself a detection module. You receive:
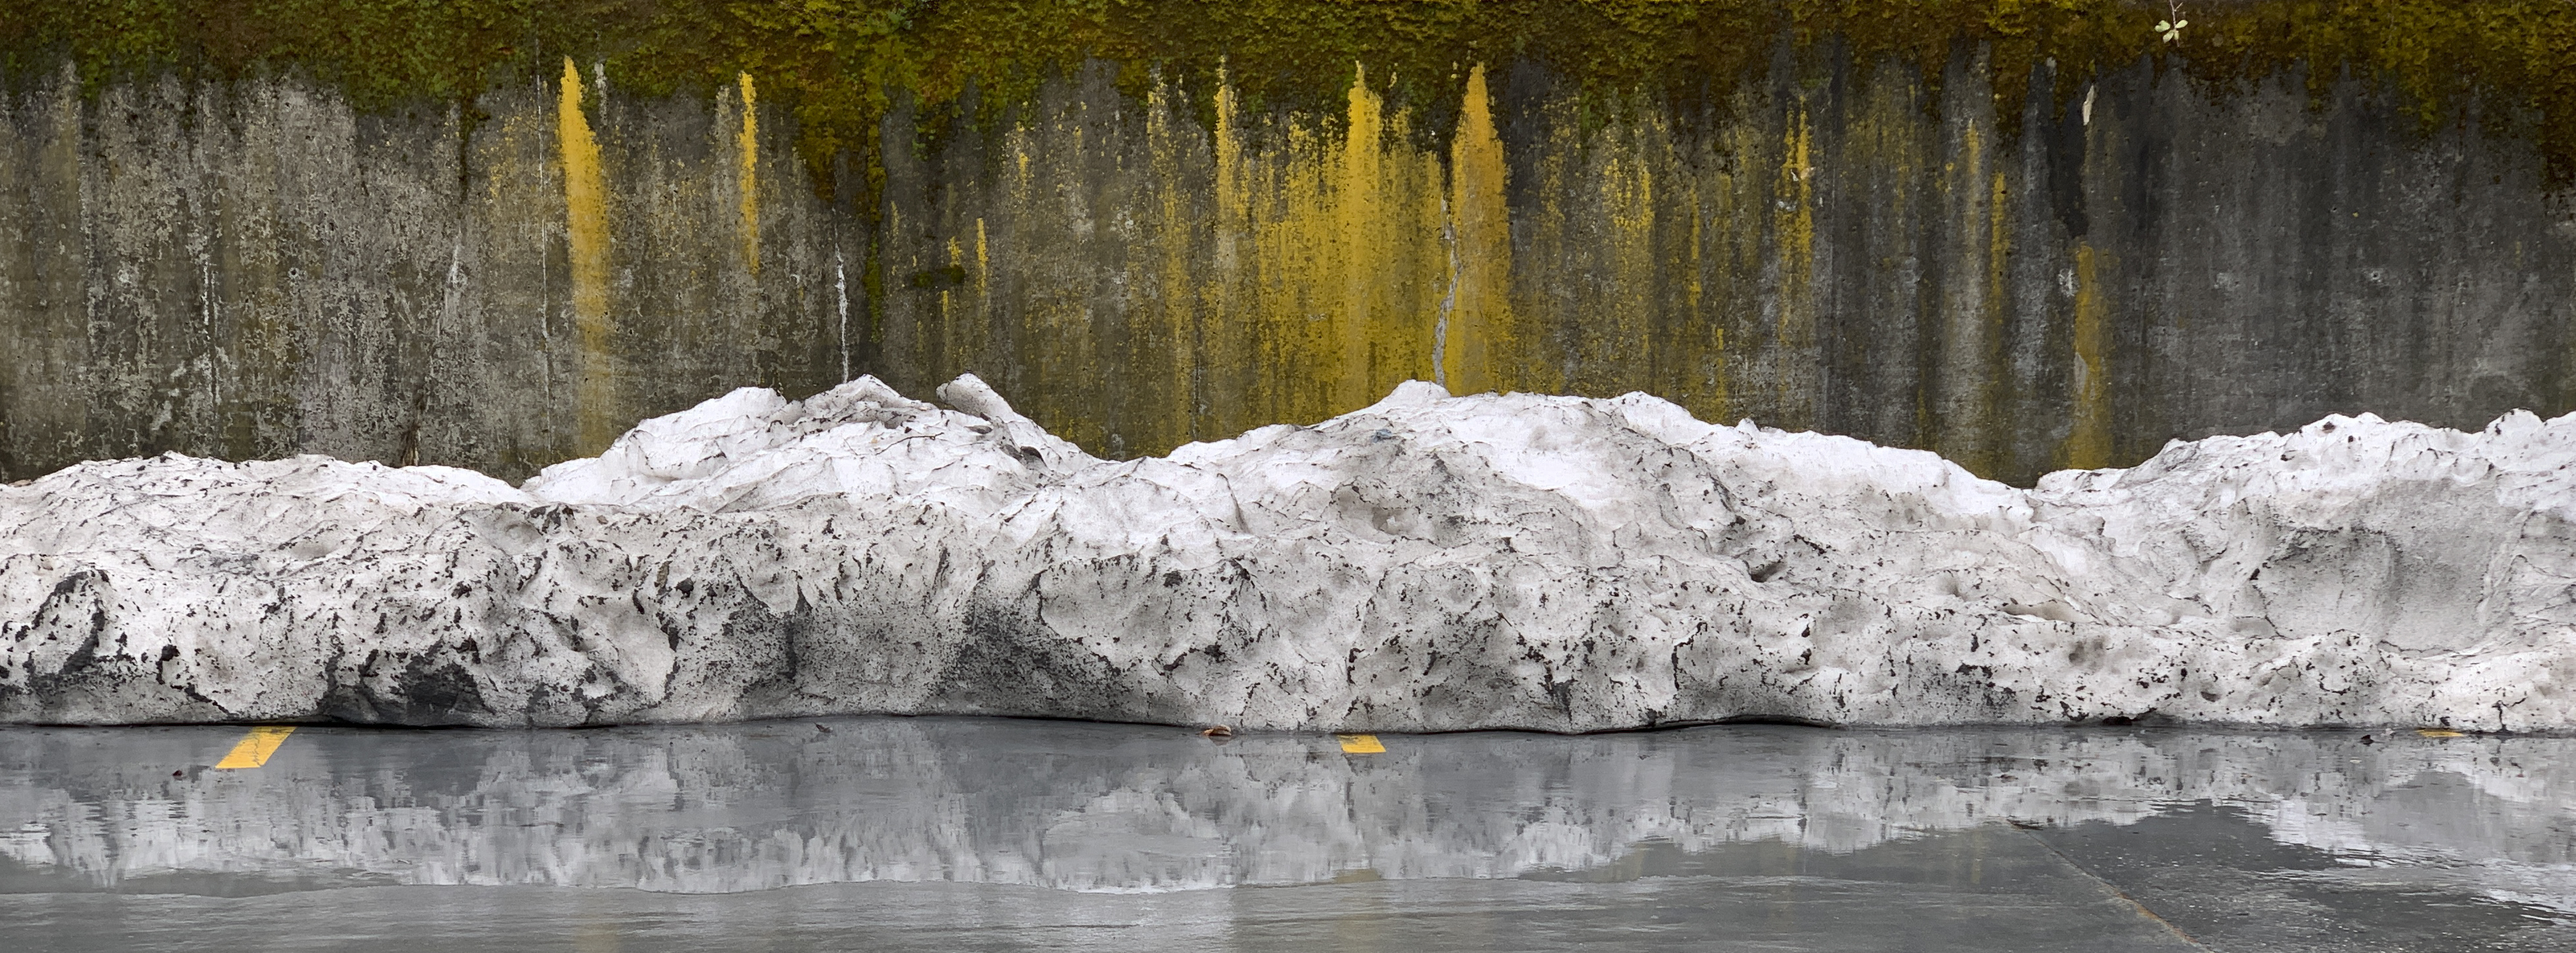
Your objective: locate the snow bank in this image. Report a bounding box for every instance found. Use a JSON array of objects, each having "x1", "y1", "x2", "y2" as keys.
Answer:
[{"x1": 4, "y1": 375, "x2": 2573, "y2": 729}]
